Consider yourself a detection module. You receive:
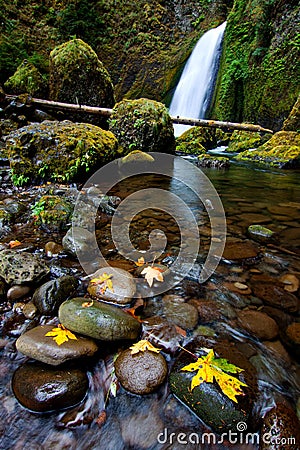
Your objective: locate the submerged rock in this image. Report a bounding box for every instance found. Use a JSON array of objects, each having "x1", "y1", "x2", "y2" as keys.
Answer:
[
  {"x1": 12, "y1": 361, "x2": 88, "y2": 412},
  {"x1": 260, "y1": 403, "x2": 300, "y2": 450},
  {"x1": 169, "y1": 337, "x2": 258, "y2": 434},
  {"x1": 248, "y1": 224, "x2": 275, "y2": 243},
  {"x1": 237, "y1": 309, "x2": 279, "y2": 340},
  {"x1": 59, "y1": 297, "x2": 141, "y2": 341},
  {"x1": 0, "y1": 250, "x2": 49, "y2": 285},
  {"x1": 222, "y1": 241, "x2": 260, "y2": 262},
  {"x1": 162, "y1": 295, "x2": 198, "y2": 330},
  {"x1": 62, "y1": 226, "x2": 95, "y2": 259},
  {"x1": 114, "y1": 348, "x2": 167, "y2": 395},
  {"x1": 32, "y1": 275, "x2": 78, "y2": 315},
  {"x1": 251, "y1": 280, "x2": 299, "y2": 313},
  {"x1": 16, "y1": 325, "x2": 98, "y2": 366},
  {"x1": 197, "y1": 154, "x2": 230, "y2": 168},
  {"x1": 87, "y1": 267, "x2": 136, "y2": 305}
]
